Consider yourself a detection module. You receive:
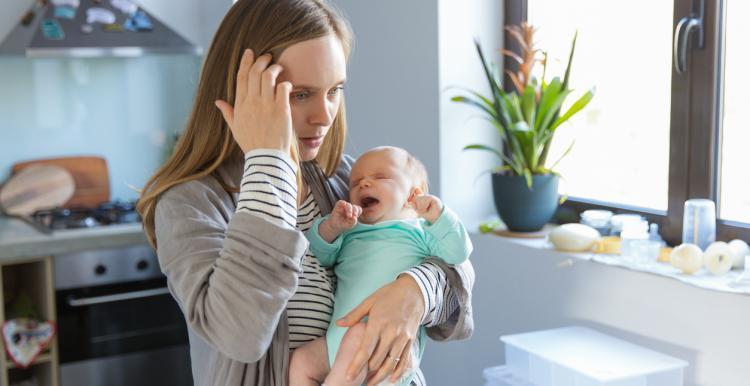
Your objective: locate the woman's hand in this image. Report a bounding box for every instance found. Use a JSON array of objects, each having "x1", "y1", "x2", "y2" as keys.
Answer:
[
  {"x1": 215, "y1": 49, "x2": 294, "y2": 154},
  {"x1": 336, "y1": 275, "x2": 425, "y2": 385}
]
